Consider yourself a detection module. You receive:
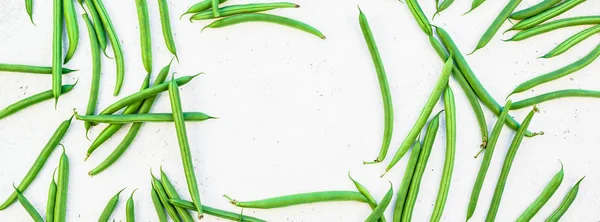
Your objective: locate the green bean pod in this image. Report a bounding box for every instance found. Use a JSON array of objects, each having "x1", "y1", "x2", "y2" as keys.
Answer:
[
  {"x1": 14, "y1": 186, "x2": 44, "y2": 222},
  {"x1": 543, "y1": 24, "x2": 600, "y2": 58},
  {"x1": 405, "y1": 0, "x2": 433, "y2": 36},
  {"x1": 510, "y1": 43, "x2": 600, "y2": 95},
  {"x1": 158, "y1": 0, "x2": 178, "y2": 59},
  {"x1": 509, "y1": 0, "x2": 587, "y2": 31},
  {"x1": 392, "y1": 139, "x2": 421, "y2": 222},
  {"x1": 203, "y1": 13, "x2": 326, "y2": 39},
  {"x1": 25, "y1": 0, "x2": 34, "y2": 24},
  {"x1": 181, "y1": 0, "x2": 227, "y2": 19},
  {"x1": 98, "y1": 188, "x2": 125, "y2": 222},
  {"x1": 53, "y1": 148, "x2": 69, "y2": 222},
  {"x1": 359, "y1": 7, "x2": 394, "y2": 164},
  {"x1": 52, "y1": 0, "x2": 63, "y2": 107},
  {"x1": 485, "y1": 107, "x2": 539, "y2": 222},
  {"x1": 401, "y1": 112, "x2": 441, "y2": 222},
  {"x1": 0, "y1": 64, "x2": 76, "y2": 74},
  {"x1": 0, "y1": 83, "x2": 76, "y2": 120},
  {"x1": 168, "y1": 198, "x2": 266, "y2": 222},
  {"x1": 546, "y1": 177, "x2": 584, "y2": 222},
  {"x1": 77, "y1": 112, "x2": 215, "y2": 124},
  {"x1": 212, "y1": 0, "x2": 220, "y2": 17},
  {"x1": 464, "y1": 0, "x2": 487, "y2": 14},
  {"x1": 517, "y1": 164, "x2": 564, "y2": 221},
  {"x1": 385, "y1": 56, "x2": 452, "y2": 172},
  {"x1": 431, "y1": 87, "x2": 456, "y2": 222},
  {"x1": 151, "y1": 174, "x2": 183, "y2": 222},
  {"x1": 83, "y1": 0, "x2": 108, "y2": 56},
  {"x1": 348, "y1": 174, "x2": 386, "y2": 222},
  {"x1": 63, "y1": 0, "x2": 79, "y2": 64},
  {"x1": 227, "y1": 191, "x2": 369, "y2": 209},
  {"x1": 135, "y1": 0, "x2": 153, "y2": 73},
  {"x1": 510, "y1": 0, "x2": 562, "y2": 20},
  {"x1": 0, "y1": 116, "x2": 72, "y2": 210},
  {"x1": 466, "y1": 100, "x2": 512, "y2": 220},
  {"x1": 150, "y1": 186, "x2": 168, "y2": 222},
  {"x1": 470, "y1": 0, "x2": 523, "y2": 54},
  {"x1": 365, "y1": 183, "x2": 393, "y2": 222},
  {"x1": 92, "y1": 0, "x2": 125, "y2": 95},
  {"x1": 46, "y1": 171, "x2": 57, "y2": 222},
  {"x1": 82, "y1": 13, "x2": 102, "y2": 134},
  {"x1": 160, "y1": 168, "x2": 197, "y2": 222},
  {"x1": 190, "y1": 2, "x2": 299, "y2": 21},
  {"x1": 512, "y1": 89, "x2": 600, "y2": 110},
  {"x1": 126, "y1": 190, "x2": 137, "y2": 222},
  {"x1": 507, "y1": 16, "x2": 600, "y2": 41}
]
